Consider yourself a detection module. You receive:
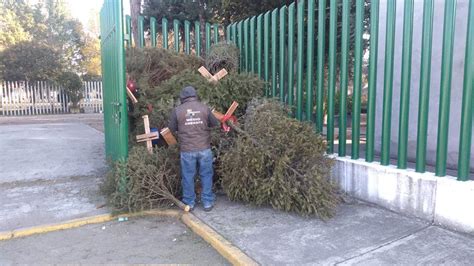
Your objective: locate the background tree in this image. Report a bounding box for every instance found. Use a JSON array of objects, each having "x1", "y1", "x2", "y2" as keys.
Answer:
[
  {"x1": 57, "y1": 71, "x2": 83, "y2": 109},
  {"x1": 0, "y1": 0, "x2": 35, "y2": 50},
  {"x1": 130, "y1": 0, "x2": 142, "y2": 47},
  {"x1": 0, "y1": 42, "x2": 64, "y2": 81},
  {"x1": 80, "y1": 35, "x2": 102, "y2": 80},
  {"x1": 0, "y1": 0, "x2": 100, "y2": 81}
]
